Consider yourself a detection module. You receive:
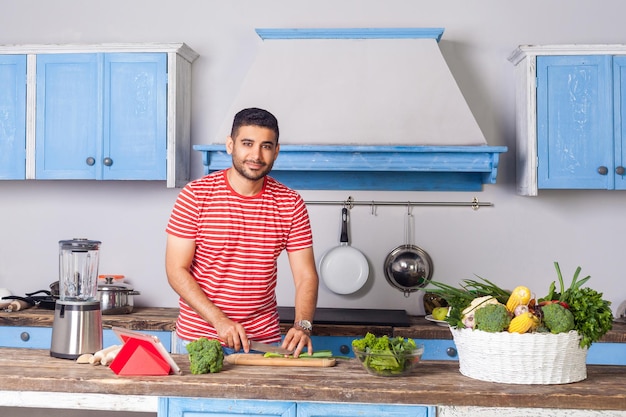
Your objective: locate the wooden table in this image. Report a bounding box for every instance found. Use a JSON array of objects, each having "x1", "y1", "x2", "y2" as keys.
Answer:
[{"x1": 1, "y1": 347, "x2": 626, "y2": 412}]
